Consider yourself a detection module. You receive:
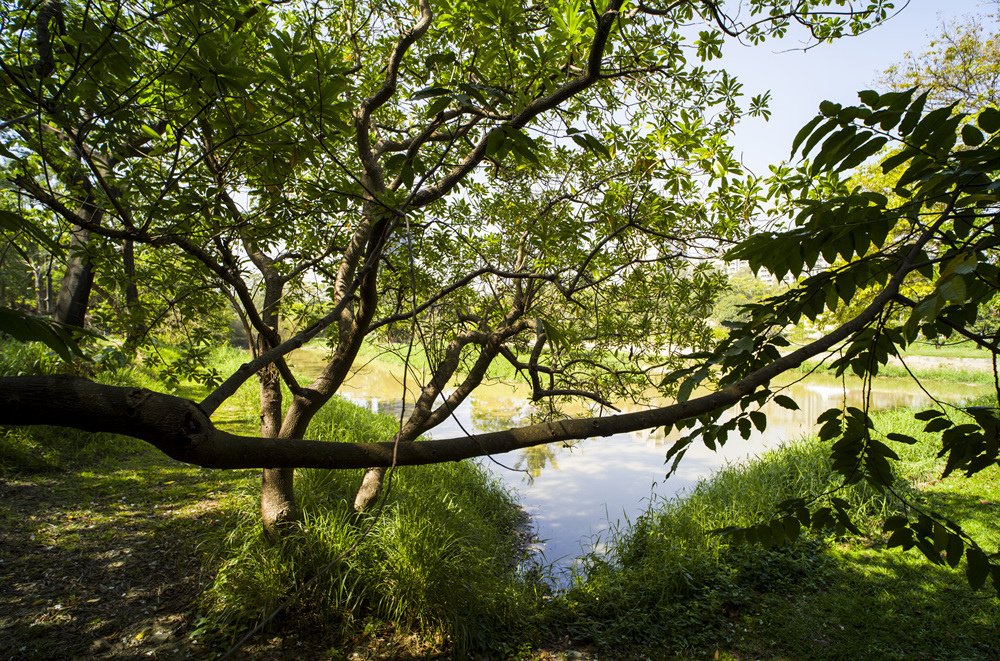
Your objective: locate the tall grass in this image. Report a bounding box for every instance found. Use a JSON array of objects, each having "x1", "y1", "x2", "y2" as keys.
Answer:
[
  {"x1": 201, "y1": 395, "x2": 543, "y2": 655},
  {"x1": 556, "y1": 404, "x2": 959, "y2": 655}
]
